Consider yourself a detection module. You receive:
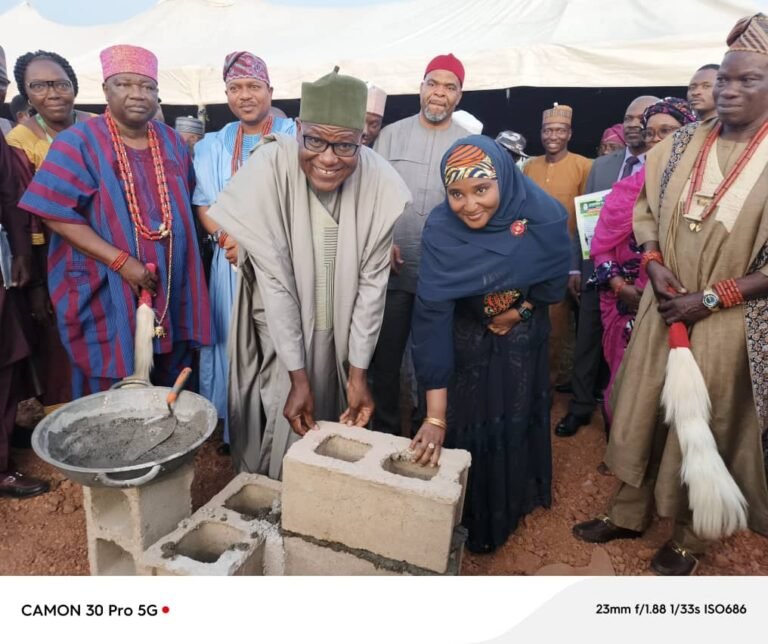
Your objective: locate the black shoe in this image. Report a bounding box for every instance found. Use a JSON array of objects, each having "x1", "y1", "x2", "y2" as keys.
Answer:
[
  {"x1": 554, "y1": 382, "x2": 573, "y2": 394},
  {"x1": 555, "y1": 412, "x2": 591, "y2": 437},
  {"x1": 572, "y1": 516, "x2": 643, "y2": 543},
  {"x1": 216, "y1": 443, "x2": 231, "y2": 457},
  {"x1": 593, "y1": 391, "x2": 605, "y2": 404},
  {"x1": 650, "y1": 541, "x2": 699, "y2": 576},
  {"x1": 0, "y1": 471, "x2": 50, "y2": 498}
]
